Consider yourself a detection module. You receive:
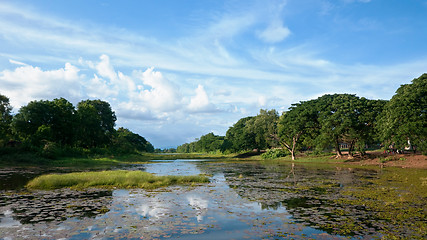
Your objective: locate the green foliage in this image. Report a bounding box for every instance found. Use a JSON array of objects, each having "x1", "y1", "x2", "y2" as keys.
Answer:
[
  {"x1": 278, "y1": 99, "x2": 320, "y2": 159},
  {"x1": 4, "y1": 96, "x2": 153, "y2": 160},
  {"x1": 177, "y1": 132, "x2": 224, "y2": 153},
  {"x1": 377, "y1": 73, "x2": 427, "y2": 151},
  {"x1": 224, "y1": 116, "x2": 256, "y2": 152},
  {"x1": 76, "y1": 99, "x2": 117, "y2": 148},
  {"x1": 245, "y1": 109, "x2": 279, "y2": 150},
  {"x1": 12, "y1": 98, "x2": 77, "y2": 146},
  {"x1": 0, "y1": 94, "x2": 13, "y2": 146},
  {"x1": 277, "y1": 94, "x2": 386, "y2": 159},
  {"x1": 315, "y1": 94, "x2": 371, "y2": 156},
  {"x1": 112, "y1": 127, "x2": 154, "y2": 153},
  {"x1": 261, "y1": 148, "x2": 288, "y2": 159},
  {"x1": 26, "y1": 170, "x2": 210, "y2": 190}
]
